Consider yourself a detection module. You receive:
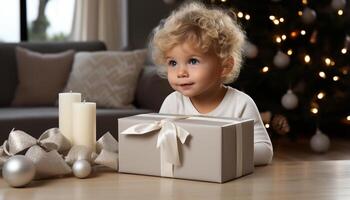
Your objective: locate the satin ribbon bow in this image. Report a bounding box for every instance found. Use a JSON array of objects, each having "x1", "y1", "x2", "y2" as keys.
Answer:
[
  {"x1": 2, "y1": 128, "x2": 71, "y2": 156},
  {"x1": 0, "y1": 128, "x2": 72, "y2": 179},
  {"x1": 65, "y1": 132, "x2": 119, "y2": 171},
  {"x1": 121, "y1": 118, "x2": 190, "y2": 166}
]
